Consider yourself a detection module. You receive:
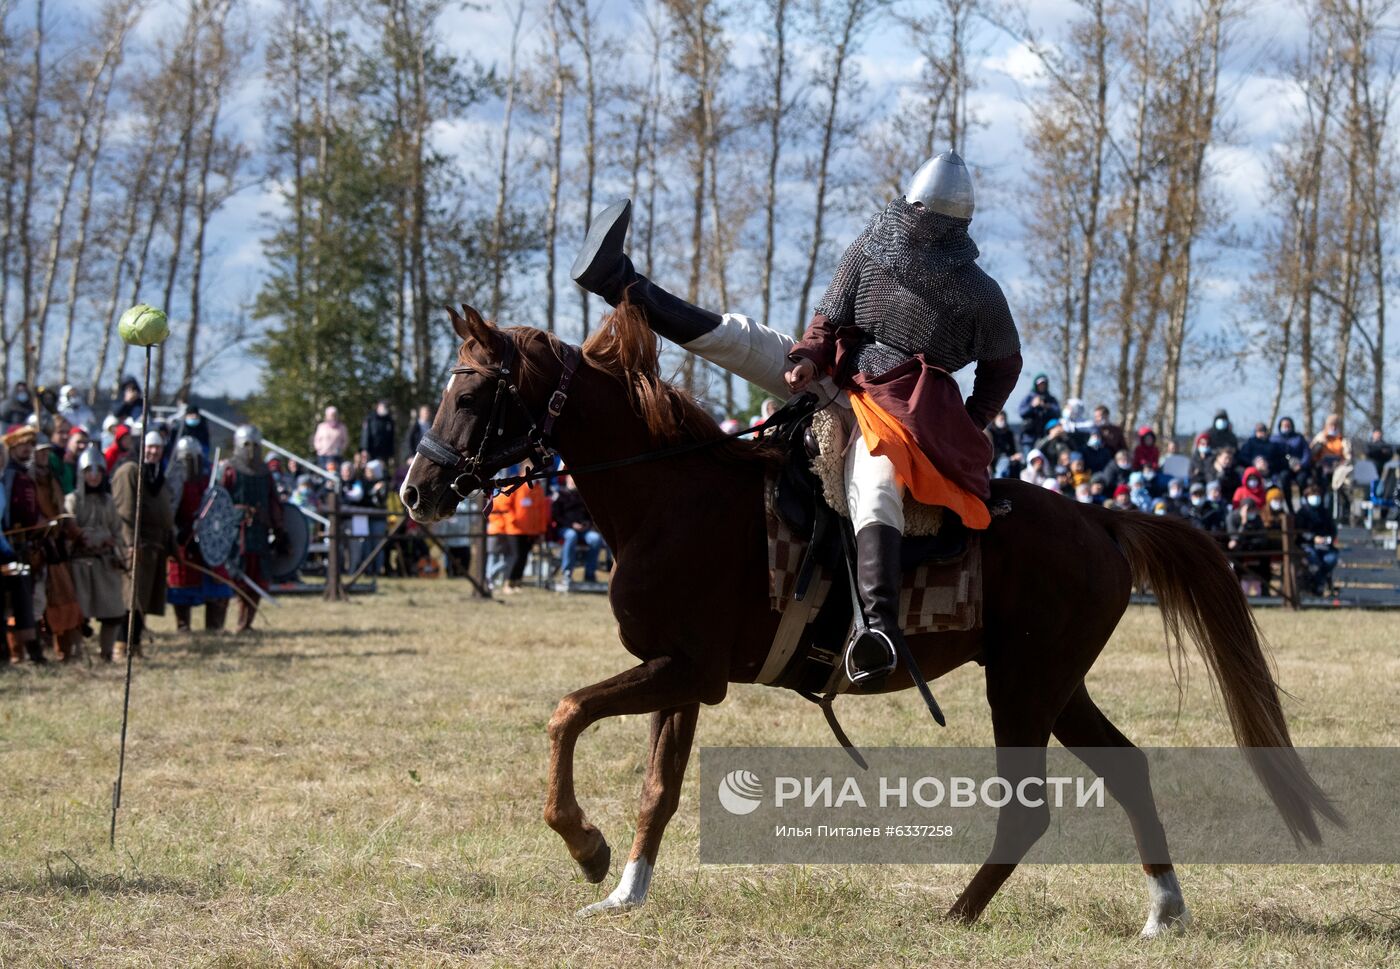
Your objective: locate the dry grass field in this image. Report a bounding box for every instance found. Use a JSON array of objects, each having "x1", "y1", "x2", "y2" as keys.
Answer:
[{"x1": 1, "y1": 579, "x2": 1397, "y2": 967}]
